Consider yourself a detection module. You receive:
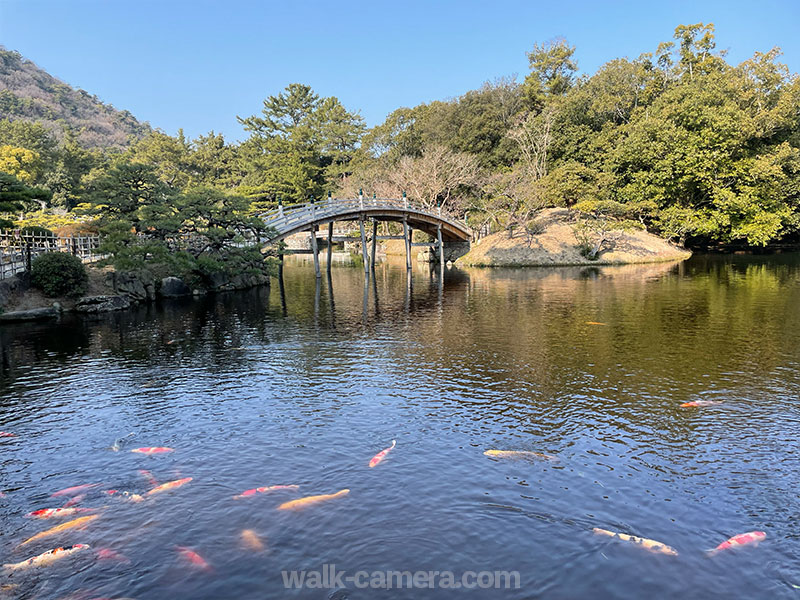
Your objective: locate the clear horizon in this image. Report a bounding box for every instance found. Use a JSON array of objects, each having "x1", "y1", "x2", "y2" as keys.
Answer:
[{"x1": 1, "y1": 0, "x2": 798, "y2": 142}]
